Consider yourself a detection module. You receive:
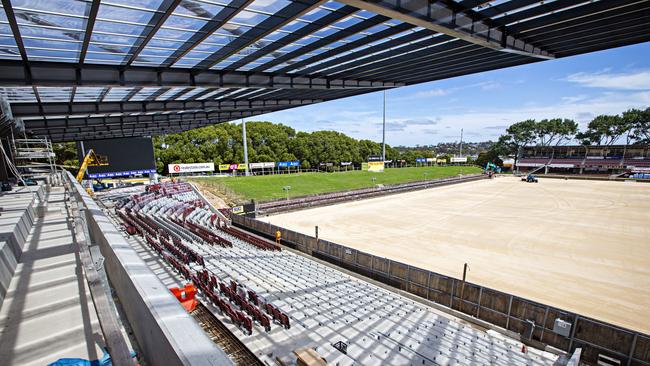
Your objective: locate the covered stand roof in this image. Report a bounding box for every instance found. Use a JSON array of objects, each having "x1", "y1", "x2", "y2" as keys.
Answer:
[{"x1": 0, "y1": 0, "x2": 648, "y2": 142}]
